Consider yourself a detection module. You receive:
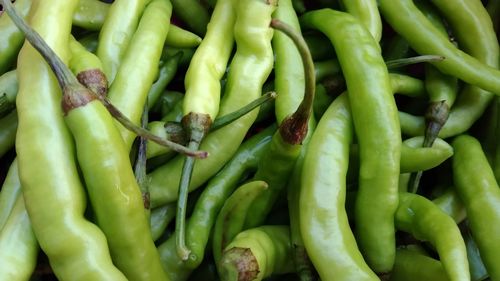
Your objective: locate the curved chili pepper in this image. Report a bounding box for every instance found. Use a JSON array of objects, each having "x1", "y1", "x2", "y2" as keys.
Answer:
[
  {"x1": 301, "y1": 9, "x2": 401, "y2": 273},
  {"x1": 170, "y1": 0, "x2": 209, "y2": 36},
  {"x1": 2, "y1": 0, "x2": 127, "y2": 279},
  {"x1": 107, "y1": 0, "x2": 172, "y2": 151},
  {"x1": 213, "y1": 181, "x2": 268, "y2": 265},
  {"x1": 96, "y1": 0, "x2": 152, "y2": 82},
  {"x1": 157, "y1": 125, "x2": 275, "y2": 281},
  {"x1": 452, "y1": 134, "x2": 500, "y2": 281},
  {"x1": 300, "y1": 93, "x2": 379, "y2": 281},
  {"x1": 395, "y1": 192, "x2": 470, "y2": 281}
]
